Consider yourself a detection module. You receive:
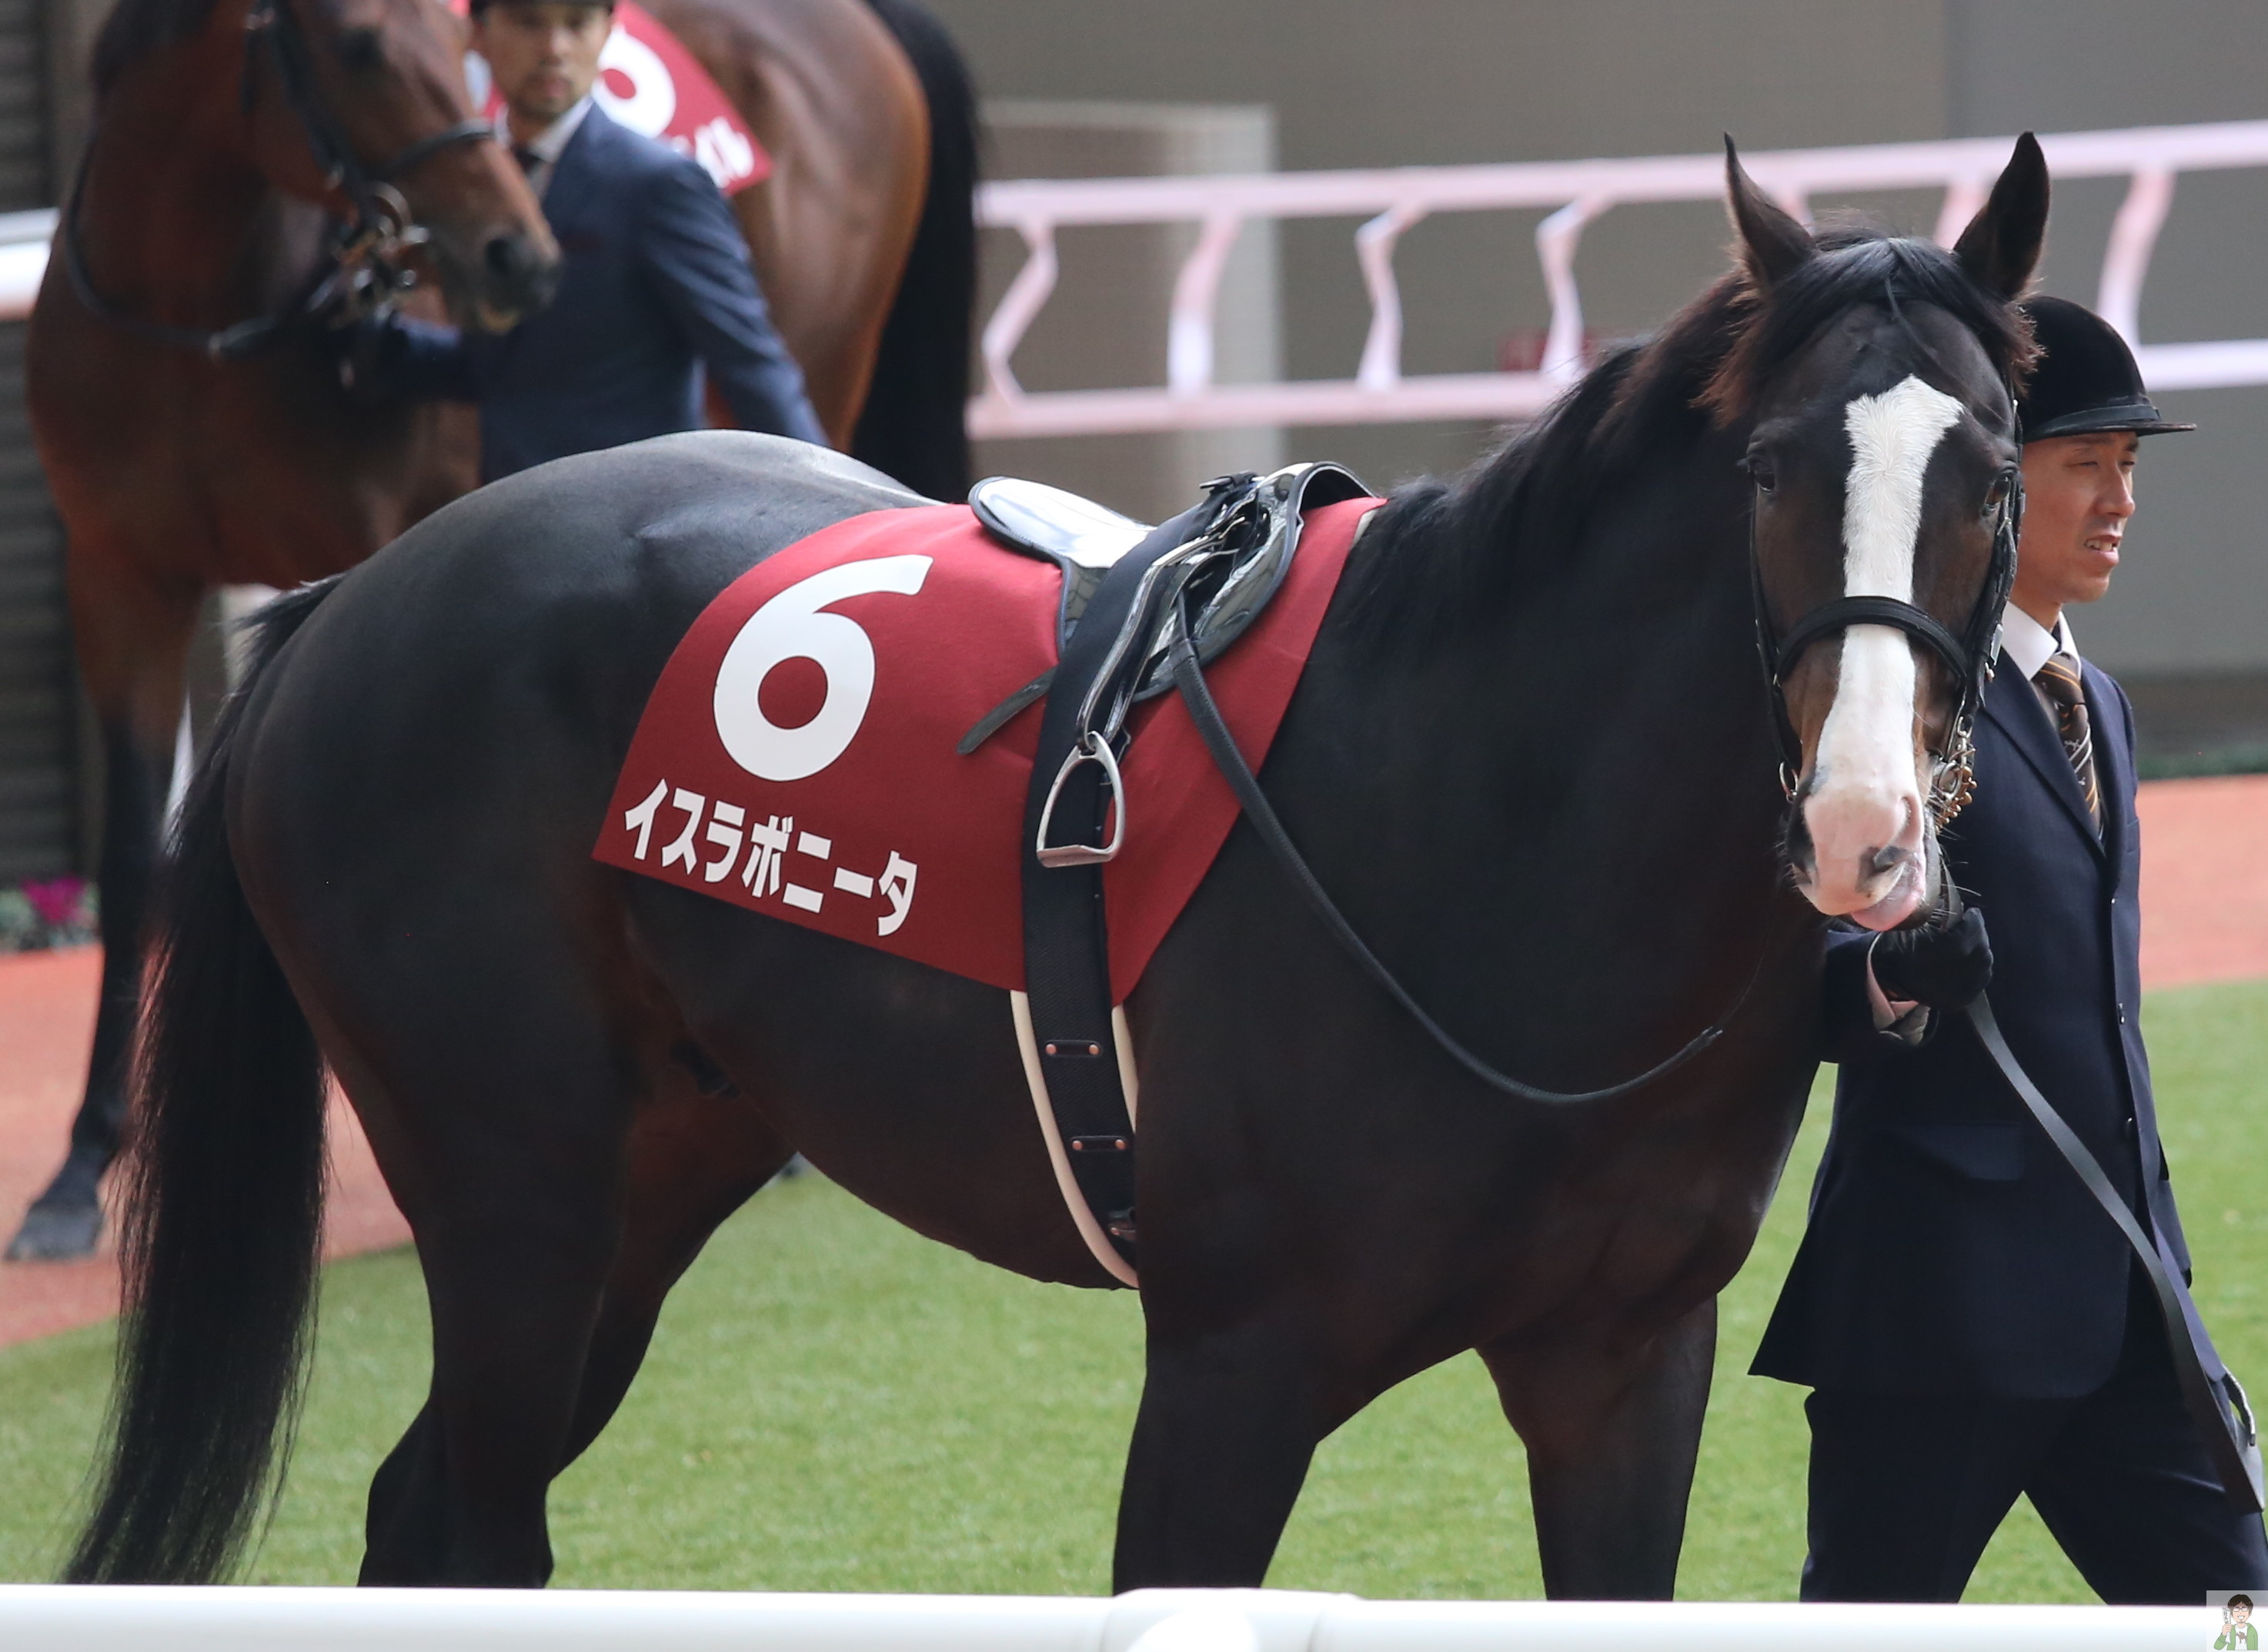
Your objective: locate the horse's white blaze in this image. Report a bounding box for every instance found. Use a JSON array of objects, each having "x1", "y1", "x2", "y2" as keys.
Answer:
[{"x1": 1803, "y1": 375, "x2": 1965, "y2": 928}]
